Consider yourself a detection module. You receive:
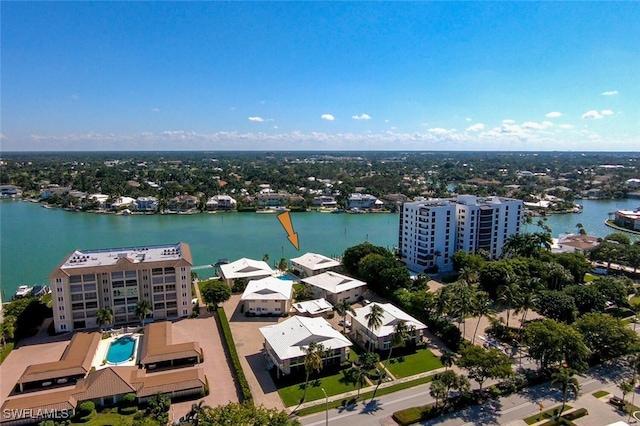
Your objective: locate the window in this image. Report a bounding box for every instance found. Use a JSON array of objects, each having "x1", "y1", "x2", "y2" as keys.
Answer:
[
  {"x1": 59, "y1": 315, "x2": 65, "y2": 320},
  {"x1": 60, "y1": 324, "x2": 67, "y2": 331}
]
